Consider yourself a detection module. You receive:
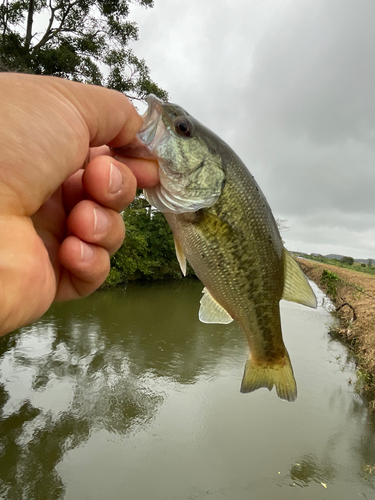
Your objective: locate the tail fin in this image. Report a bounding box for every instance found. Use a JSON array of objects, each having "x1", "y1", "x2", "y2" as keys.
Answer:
[{"x1": 240, "y1": 355, "x2": 297, "y2": 402}]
